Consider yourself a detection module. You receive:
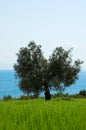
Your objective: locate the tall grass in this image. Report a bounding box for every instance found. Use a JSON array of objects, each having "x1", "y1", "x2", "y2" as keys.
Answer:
[{"x1": 0, "y1": 99, "x2": 86, "y2": 130}]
